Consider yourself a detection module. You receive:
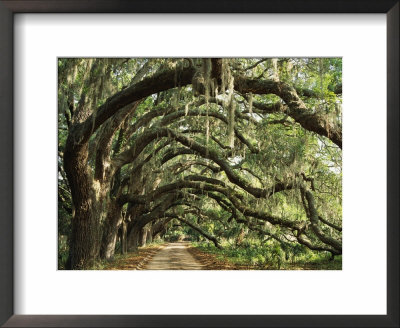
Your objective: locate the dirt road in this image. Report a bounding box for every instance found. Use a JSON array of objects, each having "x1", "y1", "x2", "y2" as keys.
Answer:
[{"x1": 144, "y1": 242, "x2": 205, "y2": 270}]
